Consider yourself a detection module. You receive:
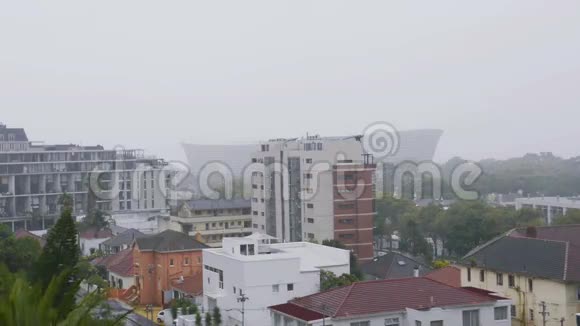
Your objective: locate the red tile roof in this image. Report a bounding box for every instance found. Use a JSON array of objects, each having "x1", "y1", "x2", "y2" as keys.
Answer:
[
  {"x1": 80, "y1": 228, "x2": 113, "y2": 240},
  {"x1": 171, "y1": 274, "x2": 203, "y2": 296},
  {"x1": 271, "y1": 277, "x2": 501, "y2": 320},
  {"x1": 14, "y1": 229, "x2": 46, "y2": 247},
  {"x1": 269, "y1": 303, "x2": 325, "y2": 322},
  {"x1": 425, "y1": 266, "x2": 461, "y2": 288},
  {"x1": 94, "y1": 249, "x2": 134, "y2": 277}
]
